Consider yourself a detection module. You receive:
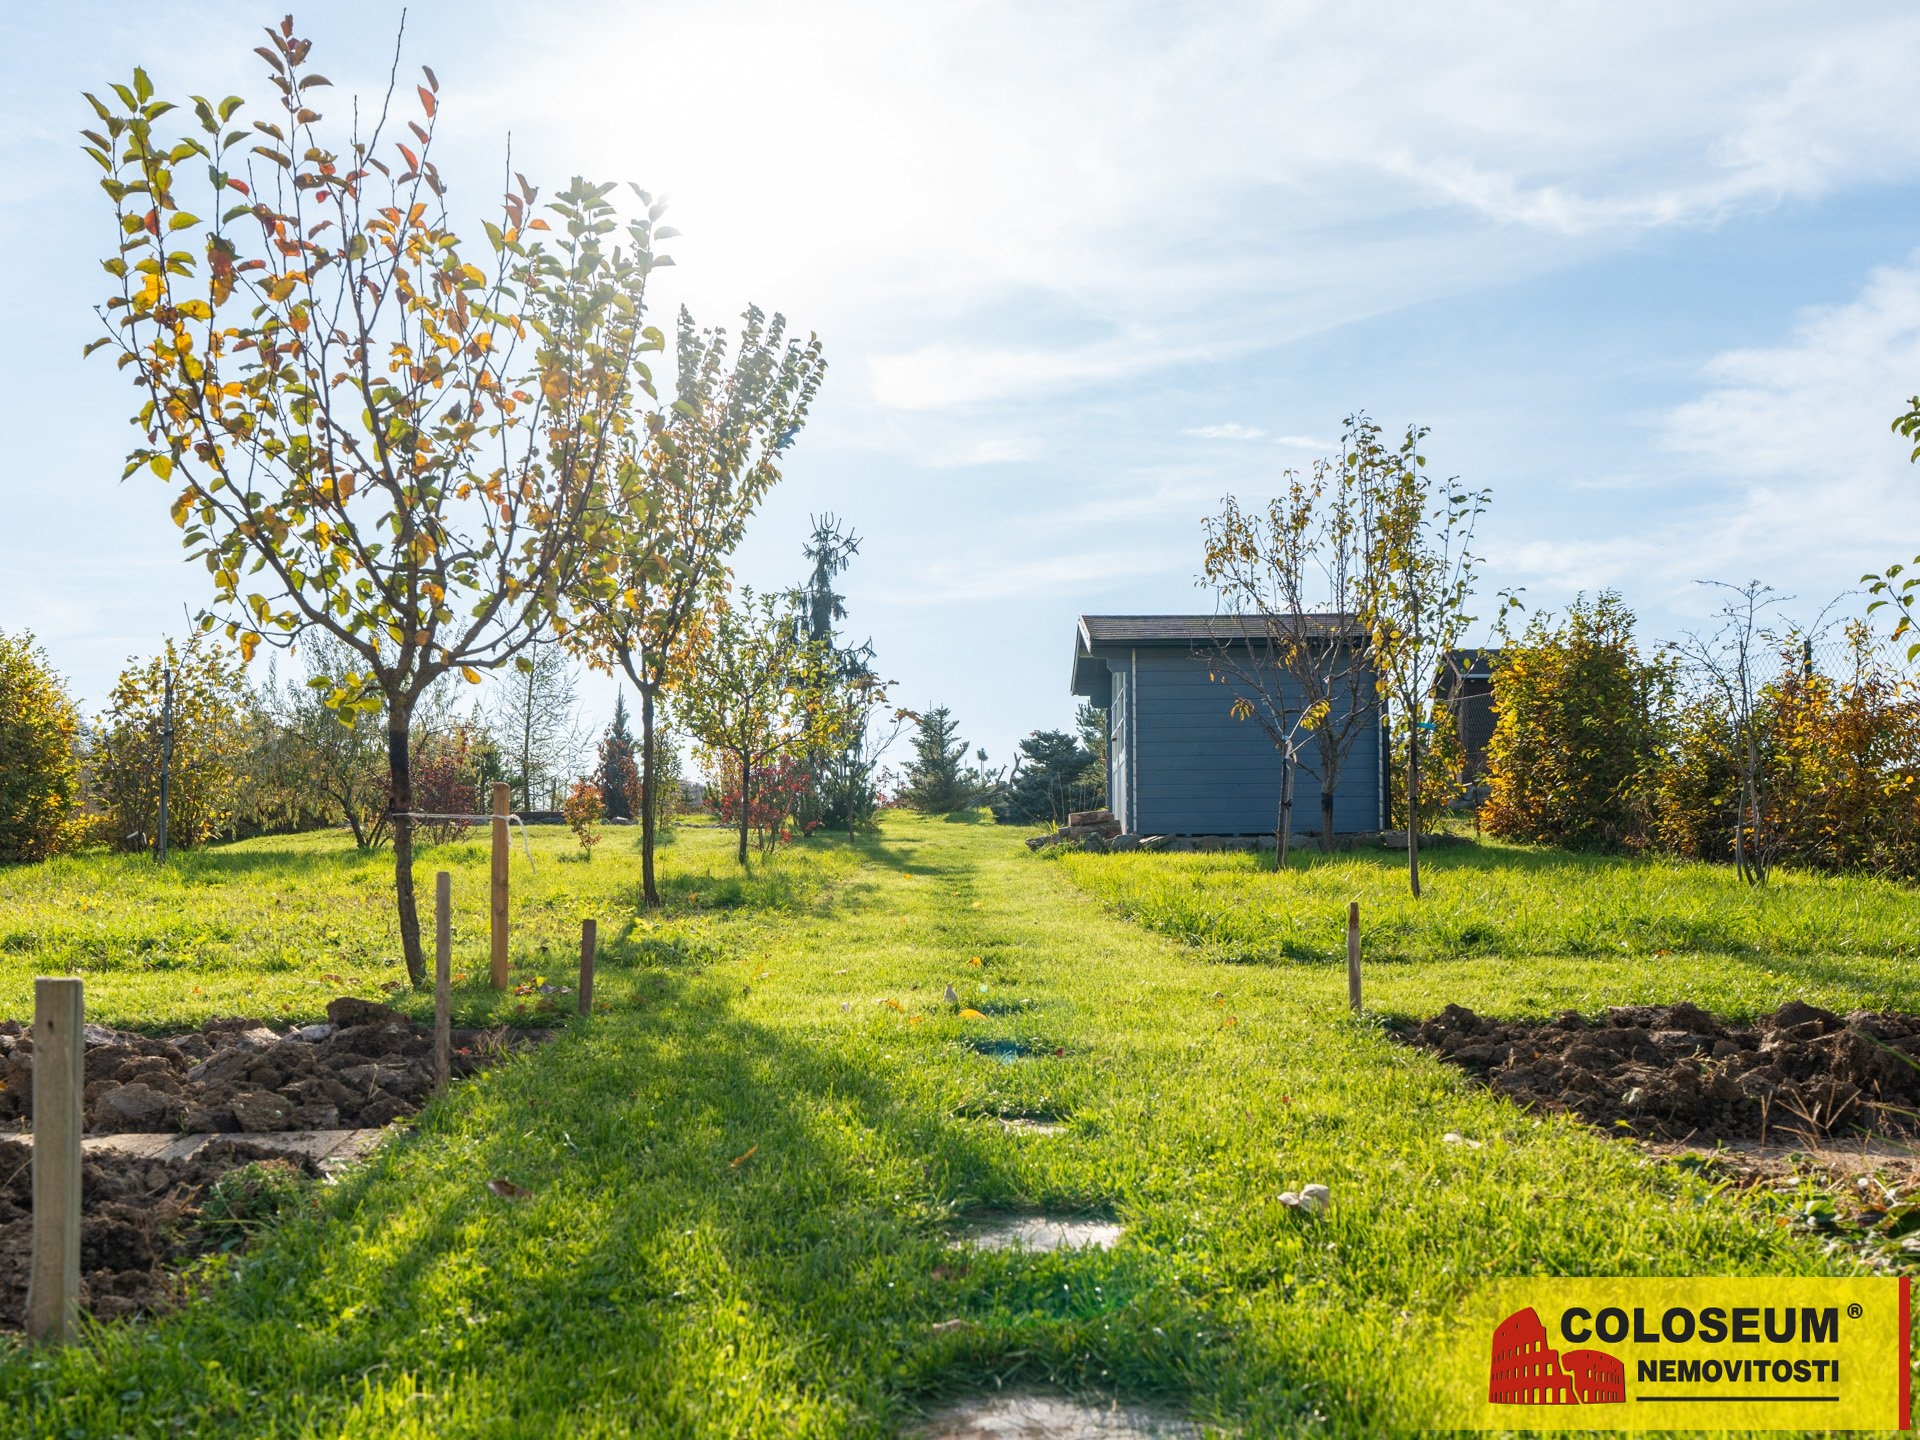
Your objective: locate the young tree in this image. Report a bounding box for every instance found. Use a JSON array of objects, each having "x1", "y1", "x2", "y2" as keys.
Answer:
[
  {"x1": 565, "y1": 307, "x2": 826, "y2": 902},
  {"x1": 0, "y1": 632, "x2": 83, "y2": 862},
  {"x1": 95, "y1": 633, "x2": 252, "y2": 851},
  {"x1": 1200, "y1": 445, "x2": 1380, "y2": 853},
  {"x1": 1349, "y1": 416, "x2": 1489, "y2": 897},
  {"x1": 491, "y1": 639, "x2": 580, "y2": 812},
  {"x1": 676, "y1": 588, "x2": 834, "y2": 864},
  {"x1": 84, "y1": 24, "x2": 668, "y2": 982},
  {"x1": 1670, "y1": 581, "x2": 1789, "y2": 886},
  {"x1": 260, "y1": 635, "x2": 390, "y2": 846}
]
